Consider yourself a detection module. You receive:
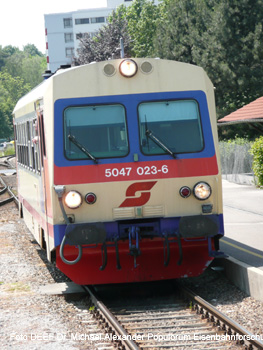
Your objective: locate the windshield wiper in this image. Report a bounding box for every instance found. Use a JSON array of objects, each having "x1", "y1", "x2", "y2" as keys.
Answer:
[
  {"x1": 145, "y1": 129, "x2": 176, "y2": 159},
  {"x1": 68, "y1": 134, "x2": 98, "y2": 164}
]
